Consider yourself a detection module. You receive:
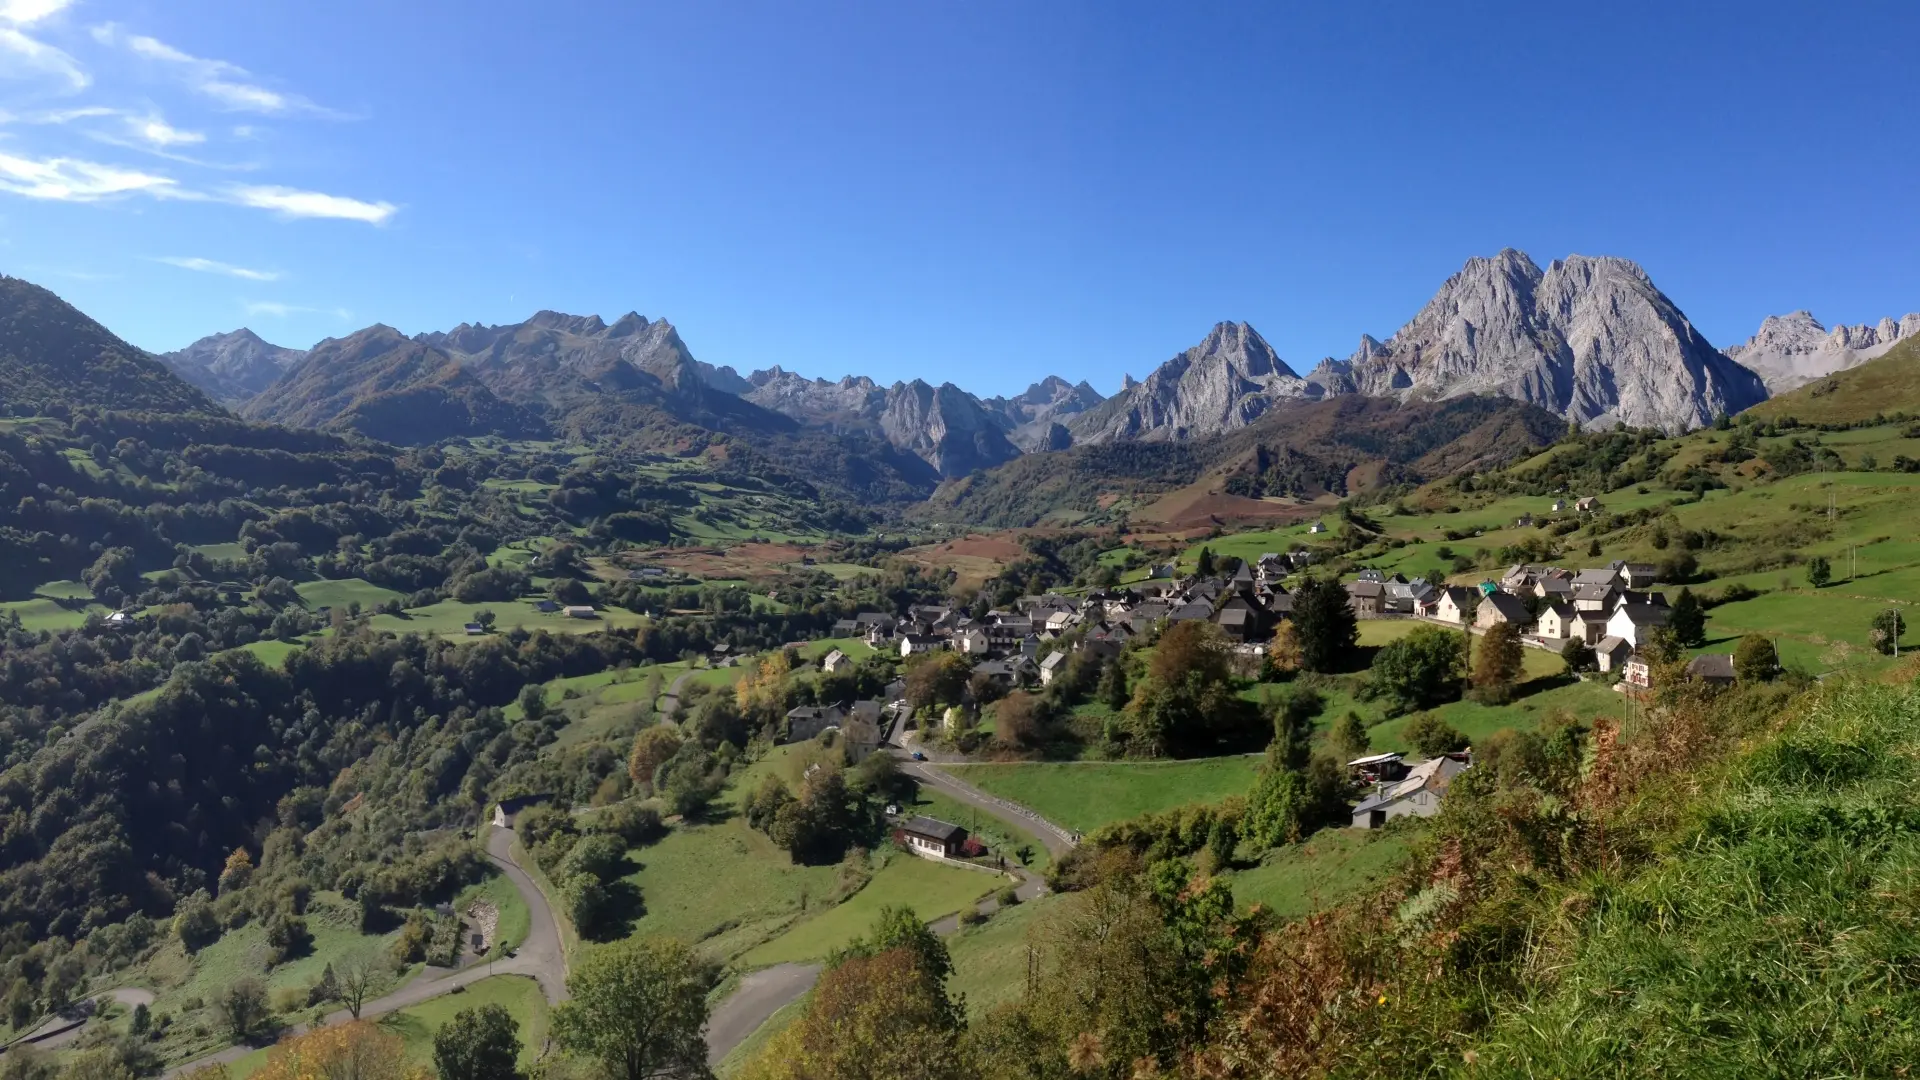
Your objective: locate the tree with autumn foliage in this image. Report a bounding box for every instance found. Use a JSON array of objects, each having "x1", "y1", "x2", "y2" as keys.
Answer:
[
  {"x1": 967, "y1": 859, "x2": 1263, "y2": 1079},
  {"x1": 1469, "y1": 621, "x2": 1525, "y2": 704},
  {"x1": 738, "y1": 943, "x2": 968, "y2": 1080},
  {"x1": 218, "y1": 847, "x2": 254, "y2": 893},
  {"x1": 735, "y1": 649, "x2": 794, "y2": 722},
  {"x1": 252, "y1": 1023, "x2": 429, "y2": 1080},
  {"x1": 626, "y1": 726, "x2": 682, "y2": 794}
]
